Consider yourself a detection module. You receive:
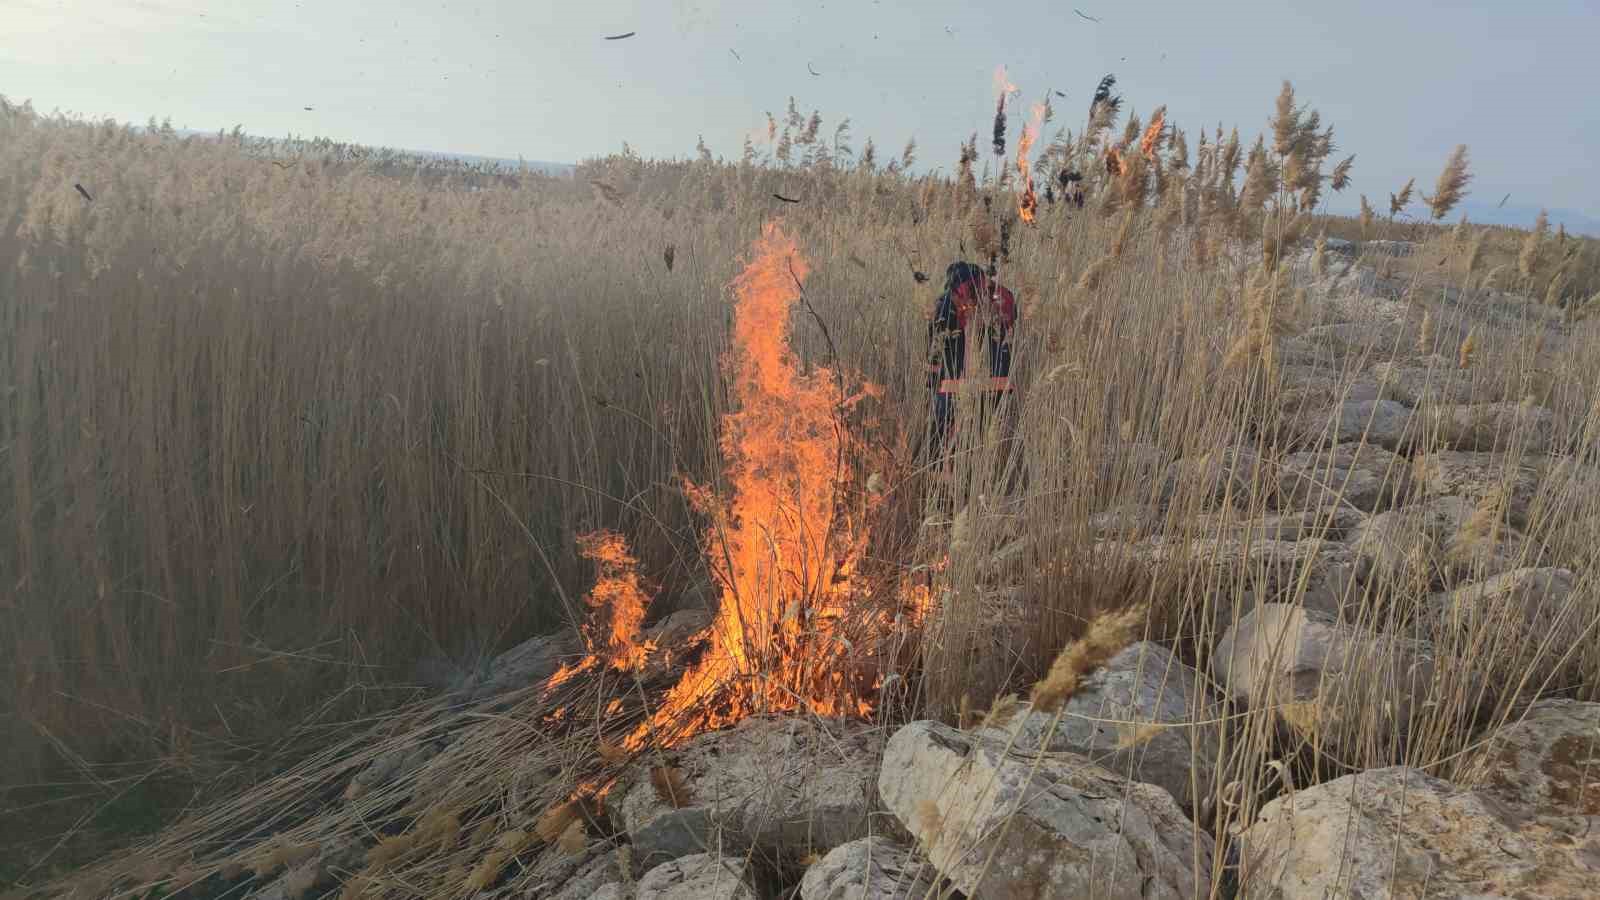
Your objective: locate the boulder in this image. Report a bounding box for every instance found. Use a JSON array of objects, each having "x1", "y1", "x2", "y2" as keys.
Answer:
[
  {"x1": 1291, "y1": 397, "x2": 1417, "y2": 451},
  {"x1": 799, "y1": 837, "x2": 940, "y2": 900},
  {"x1": 1192, "y1": 507, "x2": 1369, "y2": 542},
  {"x1": 1432, "y1": 568, "x2": 1588, "y2": 689},
  {"x1": 252, "y1": 835, "x2": 364, "y2": 900},
  {"x1": 1349, "y1": 495, "x2": 1531, "y2": 589},
  {"x1": 467, "y1": 630, "x2": 580, "y2": 699},
  {"x1": 1213, "y1": 604, "x2": 1440, "y2": 746},
  {"x1": 1277, "y1": 442, "x2": 1408, "y2": 514},
  {"x1": 1297, "y1": 321, "x2": 1408, "y2": 358},
  {"x1": 878, "y1": 720, "x2": 1213, "y2": 900},
  {"x1": 1239, "y1": 765, "x2": 1600, "y2": 898},
  {"x1": 1088, "y1": 503, "x2": 1164, "y2": 540},
  {"x1": 1464, "y1": 698, "x2": 1600, "y2": 816},
  {"x1": 1411, "y1": 449, "x2": 1543, "y2": 528},
  {"x1": 1430, "y1": 401, "x2": 1558, "y2": 454},
  {"x1": 974, "y1": 642, "x2": 1222, "y2": 813},
  {"x1": 1364, "y1": 239, "x2": 1417, "y2": 257},
  {"x1": 636, "y1": 853, "x2": 757, "y2": 900},
  {"x1": 344, "y1": 742, "x2": 441, "y2": 802},
  {"x1": 638, "y1": 608, "x2": 713, "y2": 680},
  {"x1": 1321, "y1": 236, "x2": 1357, "y2": 256},
  {"x1": 616, "y1": 716, "x2": 876, "y2": 869},
  {"x1": 1124, "y1": 536, "x2": 1368, "y2": 623},
  {"x1": 1161, "y1": 447, "x2": 1271, "y2": 510},
  {"x1": 1369, "y1": 360, "x2": 1478, "y2": 406},
  {"x1": 1241, "y1": 704, "x2": 1600, "y2": 898},
  {"x1": 549, "y1": 849, "x2": 628, "y2": 900}
]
